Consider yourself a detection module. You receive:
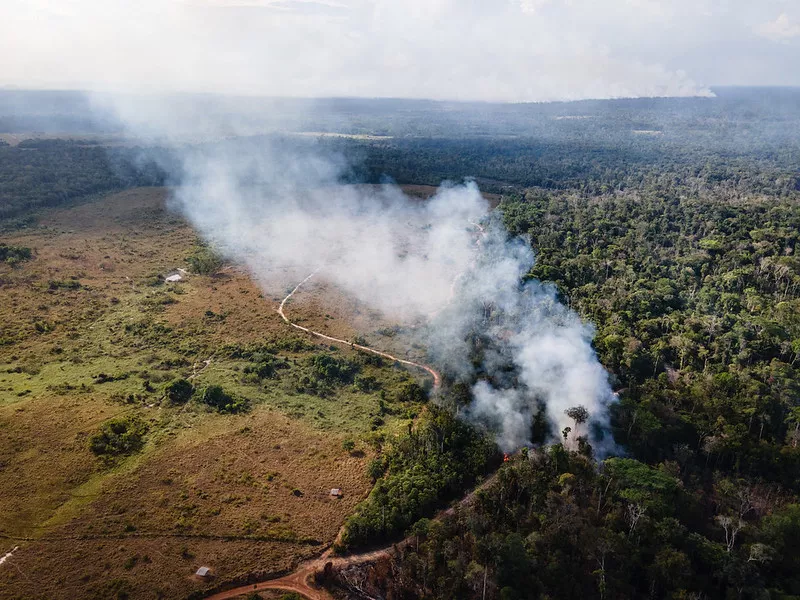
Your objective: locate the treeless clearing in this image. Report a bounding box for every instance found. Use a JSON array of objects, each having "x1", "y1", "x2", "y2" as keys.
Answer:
[
  {"x1": 0, "y1": 407, "x2": 371, "y2": 600},
  {"x1": 0, "y1": 187, "x2": 428, "y2": 599}
]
